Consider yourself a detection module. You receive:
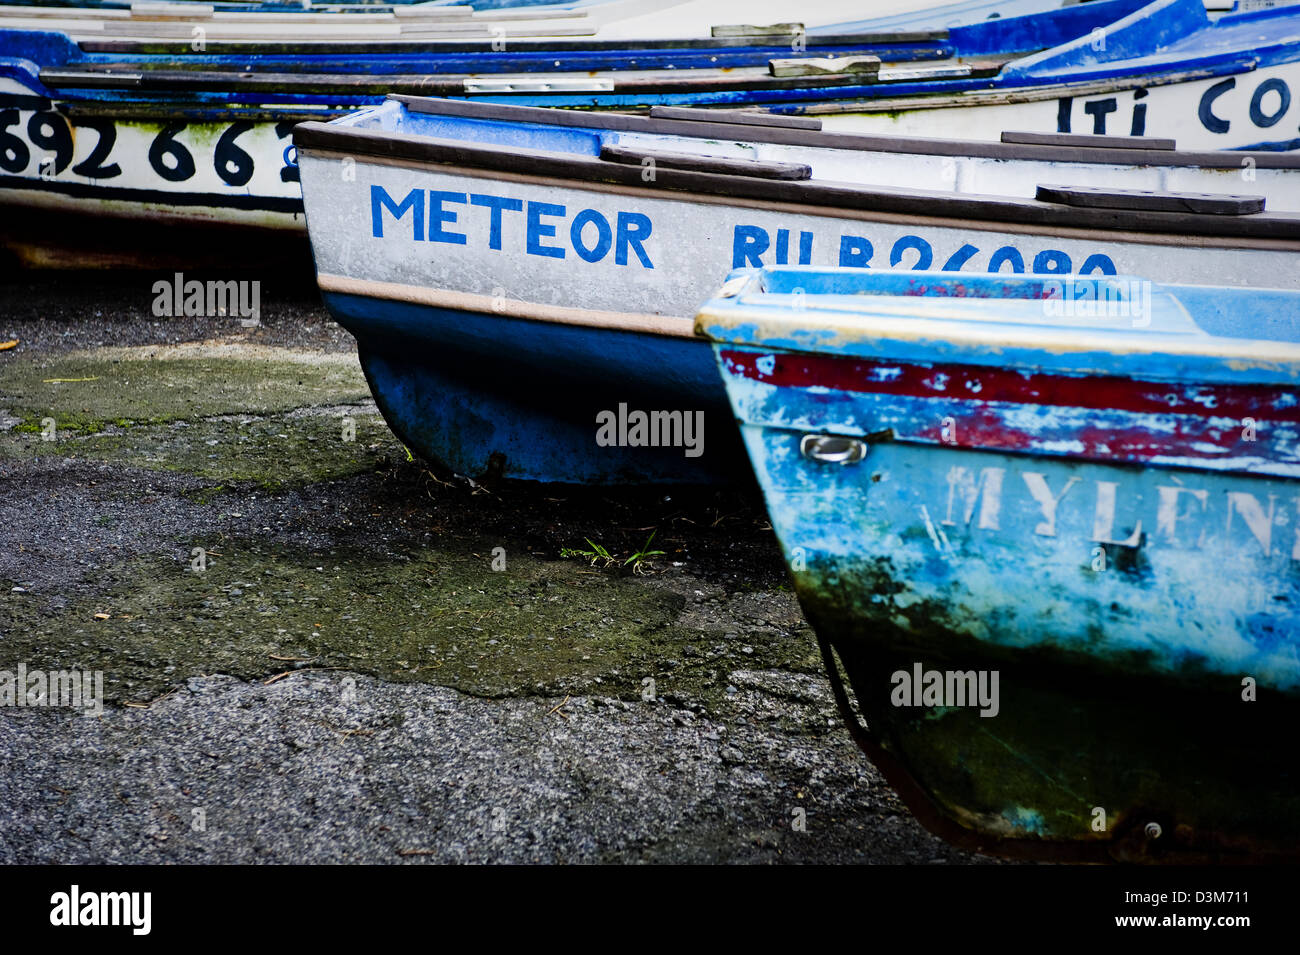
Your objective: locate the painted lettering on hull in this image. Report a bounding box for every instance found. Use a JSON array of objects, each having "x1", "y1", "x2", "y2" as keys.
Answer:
[
  {"x1": 939, "y1": 465, "x2": 1299, "y2": 562},
  {"x1": 369, "y1": 185, "x2": 1121, "y2": 277},
  {"x1": 0, "y1": 103, "x2": 300, "y2": 195},
  {"x1": 1197, "y1": 75, "x2": 1299, "y2": 142},
  {"x1": 733, "y1": 224, "x2": 1116, "y2": 275},
  {"x1": 370, "y1": 185, "x2": 654, "y2": 268}
]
